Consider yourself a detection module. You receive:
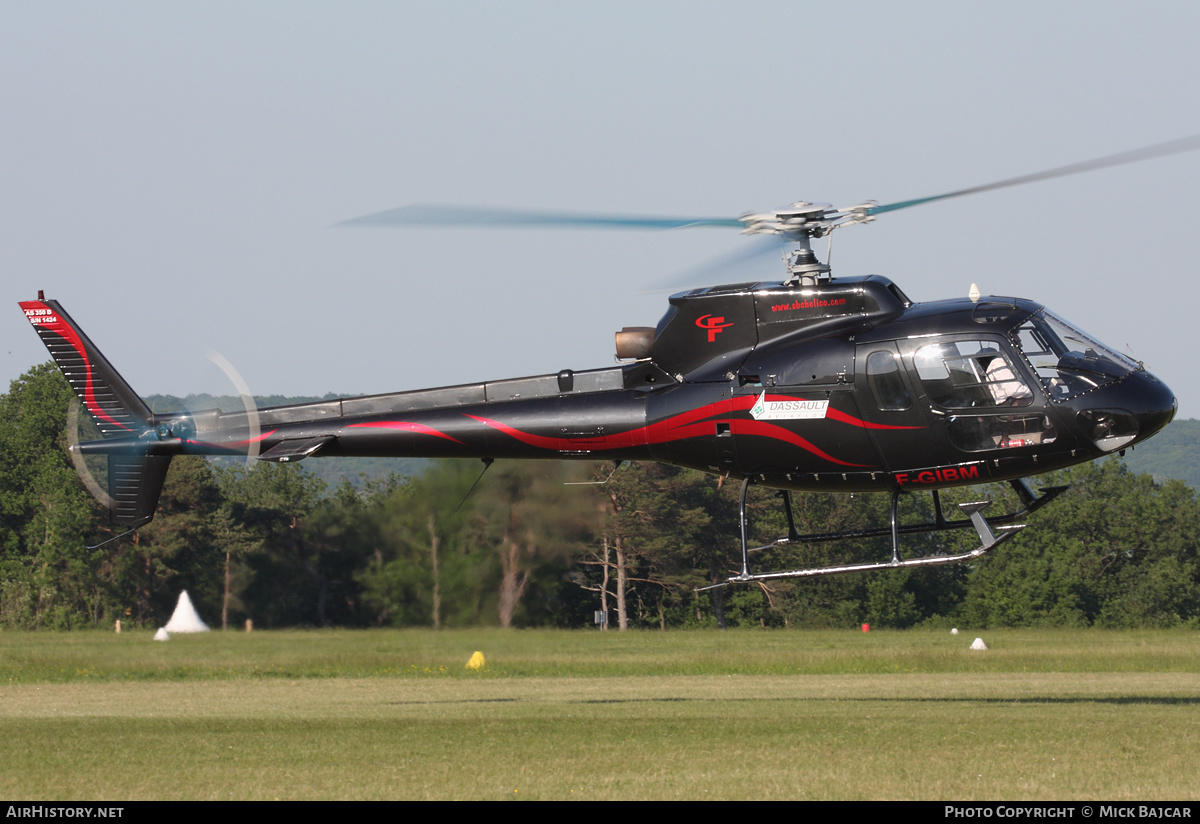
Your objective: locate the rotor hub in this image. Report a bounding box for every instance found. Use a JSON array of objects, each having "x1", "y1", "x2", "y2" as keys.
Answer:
[{"x1": 738, "y1": 202, "x2": 836, "y2": 241}]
